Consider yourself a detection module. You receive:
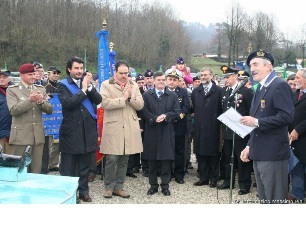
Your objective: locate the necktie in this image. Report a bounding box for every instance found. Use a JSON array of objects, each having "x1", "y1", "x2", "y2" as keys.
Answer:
[
  {"x1": 298, "y1": 91, "x2": 304, "y2": 100},
  {"x1": 158, "y1": 91, "x2": 163, "y2": 98},
  {"x1": 76, "y1": 80, "x2": 81, "y2": 88},
  {"x1": 204, "y1": 86, "x2": 208, "y2": 95},
  {"x1": 256, "y1": 83, "x2": 262, "y2": 93},
  {"x1": 229, "y1": 88, "x2": 233, "y2": 95}
]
